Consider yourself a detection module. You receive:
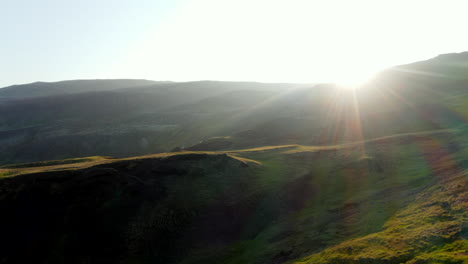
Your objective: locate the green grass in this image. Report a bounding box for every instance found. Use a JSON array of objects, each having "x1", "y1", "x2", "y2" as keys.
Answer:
[
  {"x1": 0, "y1": 170, "x2": 16, "y2": 178},
  {"x1": 1, "y1": 128, "x2": 466, "y2": 264},
  {"x1": 293, "y1": 171, "x2": 467, "y2": 264}
]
